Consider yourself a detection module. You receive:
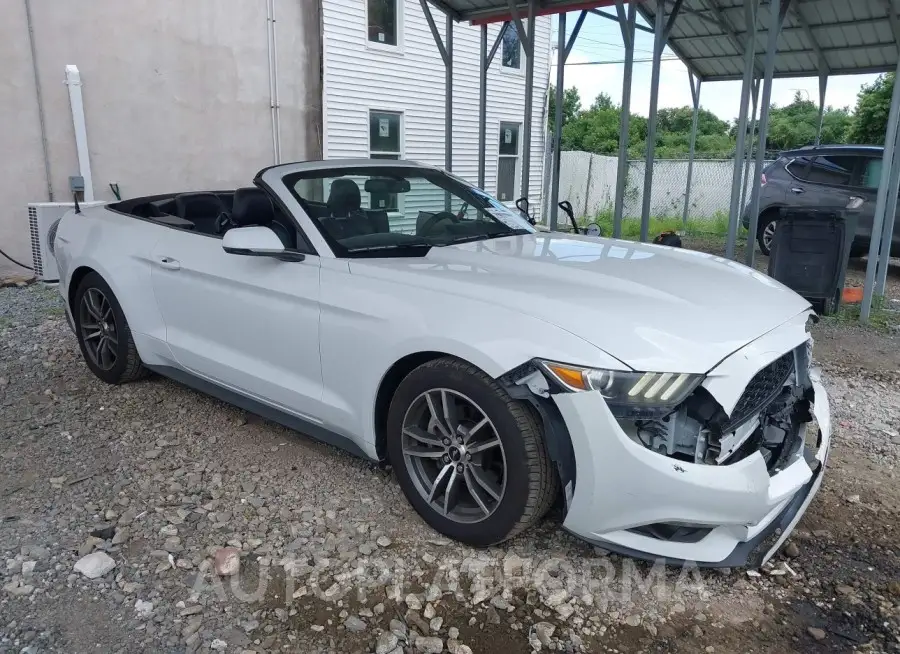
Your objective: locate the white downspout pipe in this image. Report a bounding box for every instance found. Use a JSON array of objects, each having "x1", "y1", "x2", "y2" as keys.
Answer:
[
  {"x1": 64, "y1": 65, "x2": 94, "y2": 201},
  {"x1": 266, "y1": 0, "x2": 282, "y2": 164}
]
